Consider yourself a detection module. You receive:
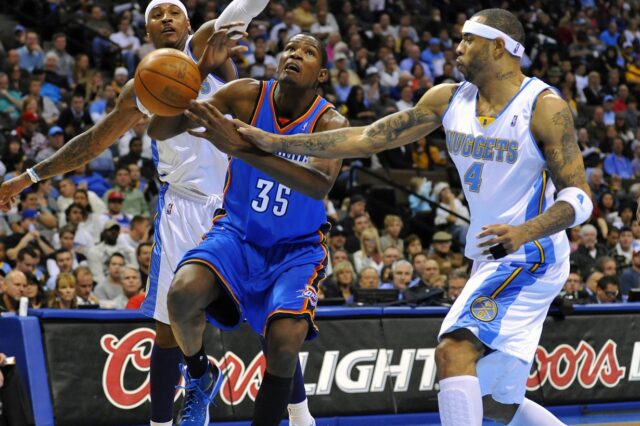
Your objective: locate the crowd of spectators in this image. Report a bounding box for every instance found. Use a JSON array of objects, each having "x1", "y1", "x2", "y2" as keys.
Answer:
[{"x1": 0, "y1": 0, "x2": 639, "y2": 314}]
